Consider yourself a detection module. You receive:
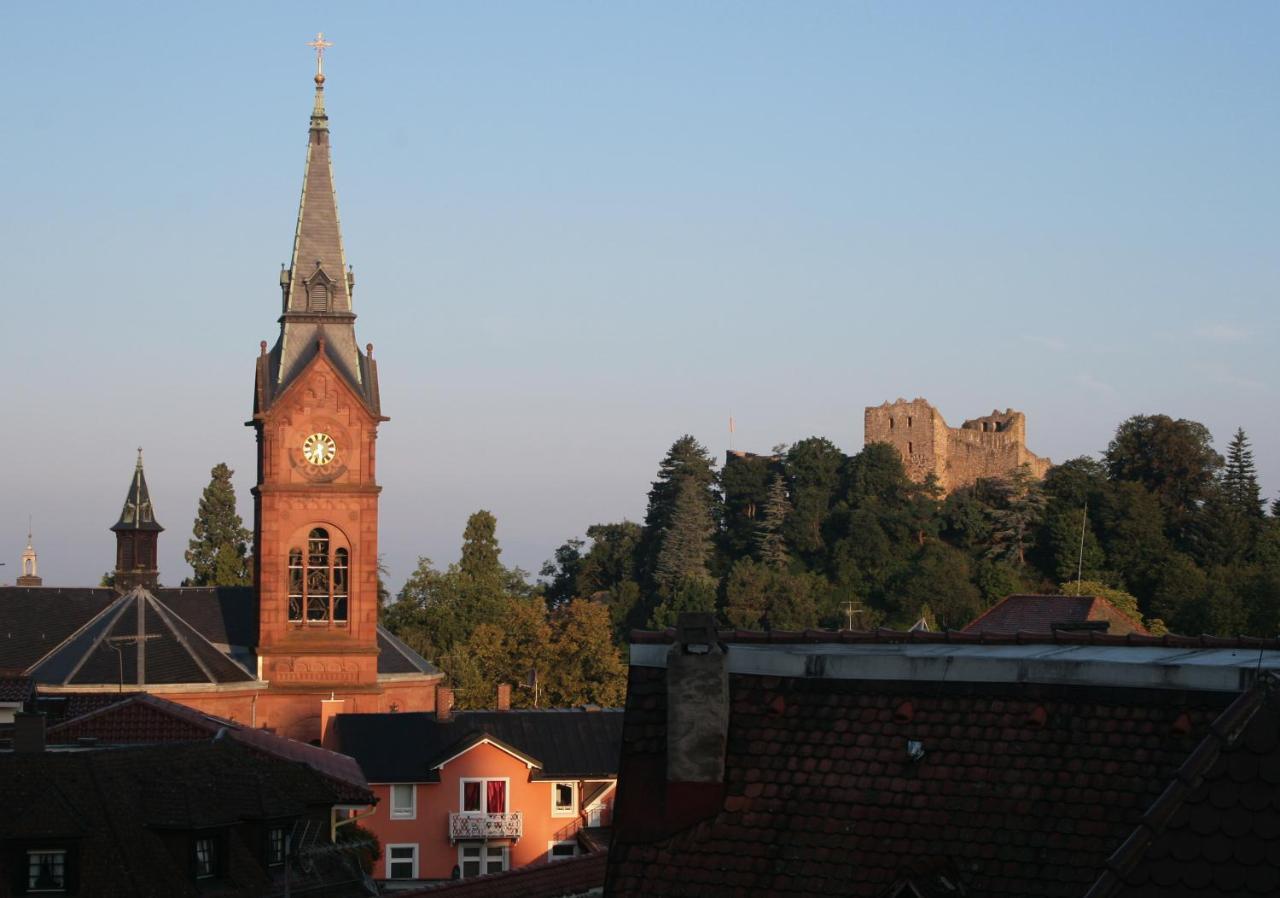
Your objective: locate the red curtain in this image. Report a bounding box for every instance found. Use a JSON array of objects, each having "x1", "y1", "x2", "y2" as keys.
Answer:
[
  {"x1": 486, "y1": 780, "x2": 506, "y2": 814},
  {"x1": 464, "y1": 781, "x2": 481, "y2": 811}
]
